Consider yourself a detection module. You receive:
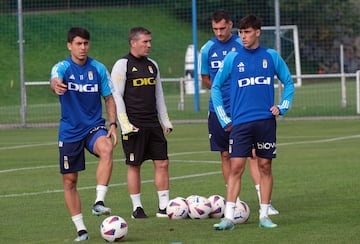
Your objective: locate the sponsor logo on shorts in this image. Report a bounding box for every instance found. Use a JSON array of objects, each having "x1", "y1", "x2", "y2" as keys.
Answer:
[{"x1": 257, "y1": 142, "x2": 276, "y2": 150}]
